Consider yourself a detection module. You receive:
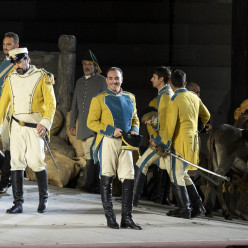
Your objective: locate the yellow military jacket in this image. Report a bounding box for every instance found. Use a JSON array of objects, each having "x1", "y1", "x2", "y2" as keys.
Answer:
[
  {"x1": 0, "y1": 67, "x2": 56, "y2": 131},
  {"x1": 87, "y1": 88, "x2": 139, "y2": 162},
  {"x1": 162, "y1": 88, "x2": 210, "y2": 170},
  {"x1": 153, "y1": 85, "x2": 174, "y2": 146}
]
